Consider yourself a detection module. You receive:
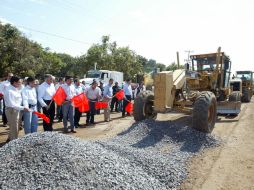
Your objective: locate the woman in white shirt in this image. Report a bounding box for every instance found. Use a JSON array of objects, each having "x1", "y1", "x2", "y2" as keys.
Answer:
[{"x1": 22, "y1": 77, "x2": 38, "y2": 134}]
